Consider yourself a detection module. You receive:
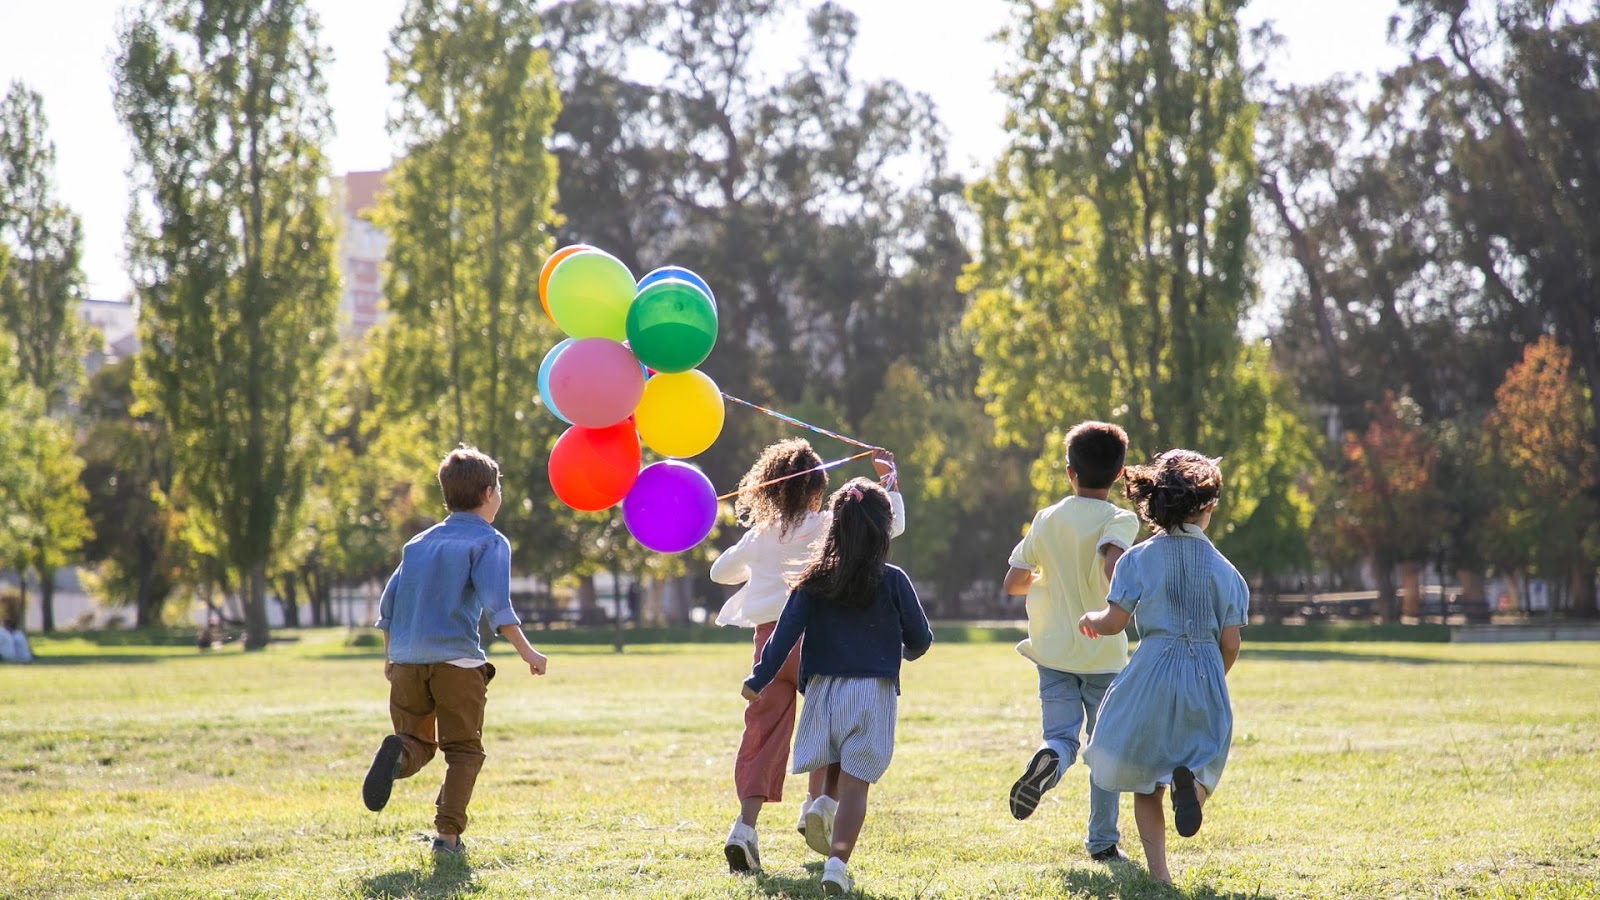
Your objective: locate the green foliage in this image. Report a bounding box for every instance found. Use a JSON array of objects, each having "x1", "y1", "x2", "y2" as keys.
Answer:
[
  {"x1": 0, "y1": 80, "x2": 89, "y2": 413},
  {"x1": 0, "y1": 343, "x2": 42, "y2": 584},
  {"x1": 77, "y1": 358, "x2": 181, "y2": 627},
  {"x1": 544, "y1": 1, "x2": 1010, "y2": 600},
  {"x1": 373, "y1": 0, "x2": 572, "y2": 577},
  {"x1": 114, "y1": 0, "x2": 341, "y2": 648},
  {"x1": 964, "y1": 0, "x2": 1314, "y2": 575}
]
